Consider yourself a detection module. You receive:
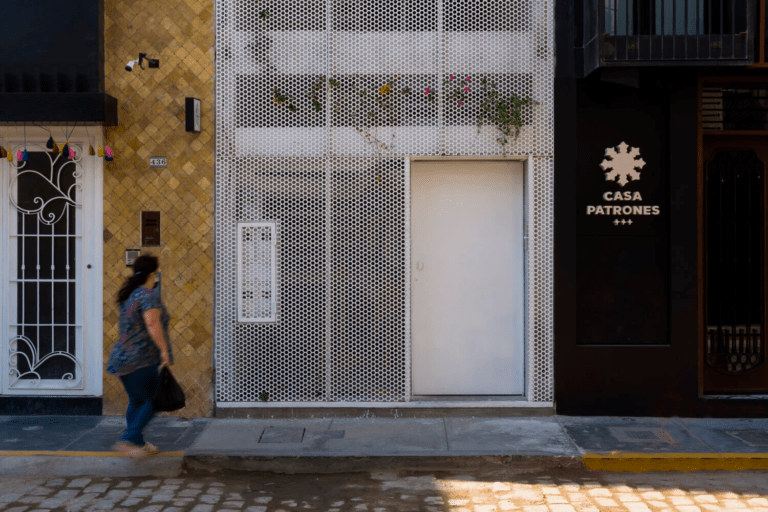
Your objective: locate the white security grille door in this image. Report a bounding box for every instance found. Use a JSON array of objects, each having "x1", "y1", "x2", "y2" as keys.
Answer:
[
  {"x1": 237, "y1": 222, "x2": 277, "y2": 322},
  {"x1": 1, "y1": 145, "x2": 102, "y2": 396},
  {"x1": 216, "y1": 0, "x2": 554, "y2": 403},
  {"x1": 8, "y1": 151, "x2": 83, "y2": 390}
]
